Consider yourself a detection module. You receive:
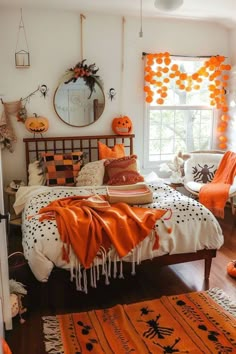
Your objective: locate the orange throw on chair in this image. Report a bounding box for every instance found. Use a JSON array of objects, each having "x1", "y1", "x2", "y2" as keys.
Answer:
[
  {"x1": 1, "y1": 338, "x2": 12, "y2": 354},
  {"x1": 199, "y1": 151, "x2": 236, "y2": 218},
  {"x1": 38, "y1": 195, "x2": 167, "y2": 268}
]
